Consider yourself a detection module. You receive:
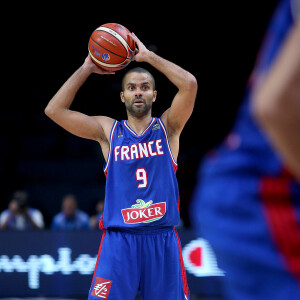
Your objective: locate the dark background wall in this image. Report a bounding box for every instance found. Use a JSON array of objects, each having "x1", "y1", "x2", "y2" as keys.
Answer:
[{"x1": 1, "y1": 1, "x2": 278, "y2": 227}]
